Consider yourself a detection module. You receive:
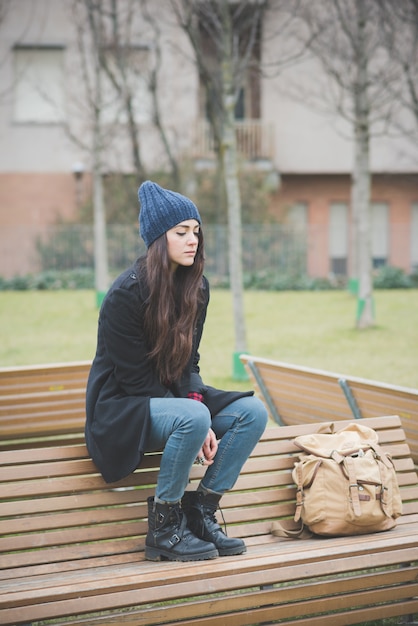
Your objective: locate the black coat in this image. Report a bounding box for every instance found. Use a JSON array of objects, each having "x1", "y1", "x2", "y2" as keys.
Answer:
[{"x1": 85, "y1": 259, "x2": 253, "y2": 483}]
